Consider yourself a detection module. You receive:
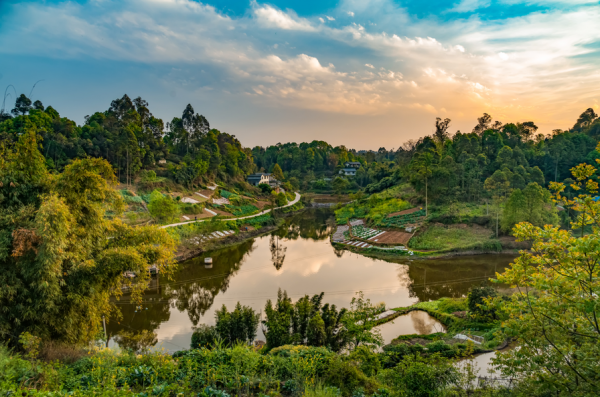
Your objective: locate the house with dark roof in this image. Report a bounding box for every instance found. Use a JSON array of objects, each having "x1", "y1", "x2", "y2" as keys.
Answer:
[
  {"x1": 247, "y1": 173, "x2": 273, "y2": 186},
  {"x1": 339, "y1": 161, "x2": 361, "y2": 176},
  {"x1": 344, "y1": 161, "x2": 362, "y2": 168}
]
